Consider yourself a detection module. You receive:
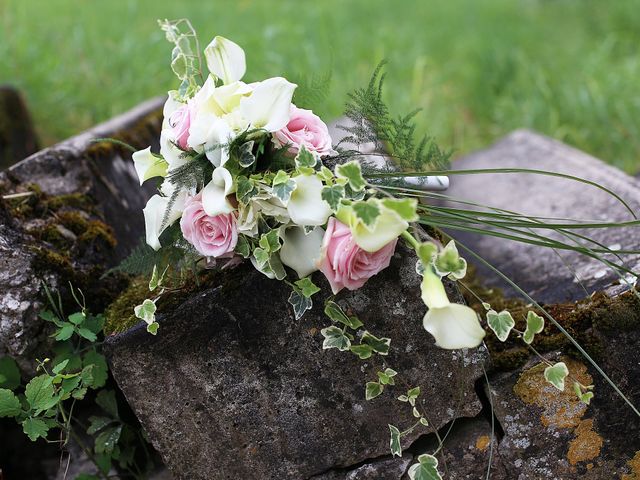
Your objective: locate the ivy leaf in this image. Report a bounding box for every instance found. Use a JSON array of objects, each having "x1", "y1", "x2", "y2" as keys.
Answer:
[
  {"x1": 336, "y1": 161, "x2": 366, "y2": 192},
  {"x1": 544, "y1": 362, "x2": 569, "y2": 391},
  {"x1": 236, "y1": 176, "x2": 258, "y2": 204},
  {"x1": 25, "y1": 375, "x2": 57, "y2": 413},
  {"x1": 147, "y1": 322, "x2": 159, "y2": 335},
  {"x1": 148, "y1": 264, "x2": 168, "y2": 292},
  {"x1": 272, "y1": 179, "x2": 297, "y2": 204},
  {"x1": 22, "y1": 417, "x2": 50, "y2": 441},
  {"x1": 324, "y1": 301, "x2": 363, "y2": 330},
  {"x1": 381, "y1": 198, "x2": 418, "y2": 222},
  {"x1": 95, "y1": 425, "x2": 123, "y2": 455},
  {"x1": 294, "y1": 278, "x2": 320, "y2": 298},
  {"x1": 295, "y1": 145, "x2": 317, "y2": 169},
  {"x1": 321, "y1": 185, "x2": 345, "y2": 211},
  {"x1": 87, "y1": 415, "x2": 115, "y2": 435},
  {"x1": 238, "y1": 141, "x2": 256, "y2": 168},
  {"x1": 416, "y1": 242, "x2": 438, "y2": 266},
  {"x1": 0, "y1": 357, "x2": 21, "y2": 389},
  {"x1": 320, "y1": 326, "x2": 352, "y2": 351},
  {"x1": 573, "y1": 382, "x2": 594, "y2": 405},
  {"x1": 523, "y1": 311, "x2": 545, "y2": 344},
  {"x1": 377, "y1": 368, "x2": 398, "y2": 385},
  {"x1": 389, "y1": 424, "x2": 402, "y2": 457},
  {"x1": 259, "y1": 230, "x2": 281, "y2": 253},
  {"x1": 350, "y1": 344, "x2": 373, "y2": 359},
  {"x1": 365, "y1": 381, "x2": 383, "y2": 400},
  {"x1": 67, "y1": 312, "x2": 86, "y2": 326},
  {"x1": 96, "y1": 390, "x2": 119, "y2": 418},
  {"x1": 134, "y1": 299, "x2": 156, "y2": 325},
  {"x1": 54, "y1": 323, "x2": 75, "y2": 341},
  {"x1": 352, "y1": 200, "x2": 381, "y2": 229},
  {"x1": 486, "y1": 309, "x2": 515, "y2": 342},
  {"x1": 288, "y1": 289, "x2": 313, "y2": 320},
  {"x1": 434, "y1": 240, "x2": 467, "y2": 280},
  {"x1": 408, "y1": 454, "x2": 442, "y2": 480},
  {"x1": 0, "y1": 389, "x2": 22, "y2": 418},
  {"x1": 361, "y1": 331, "x2": 391, "y2": 355},
  {"x1": 235, "y1": 235, "x2": 251, "y2": 258}
]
